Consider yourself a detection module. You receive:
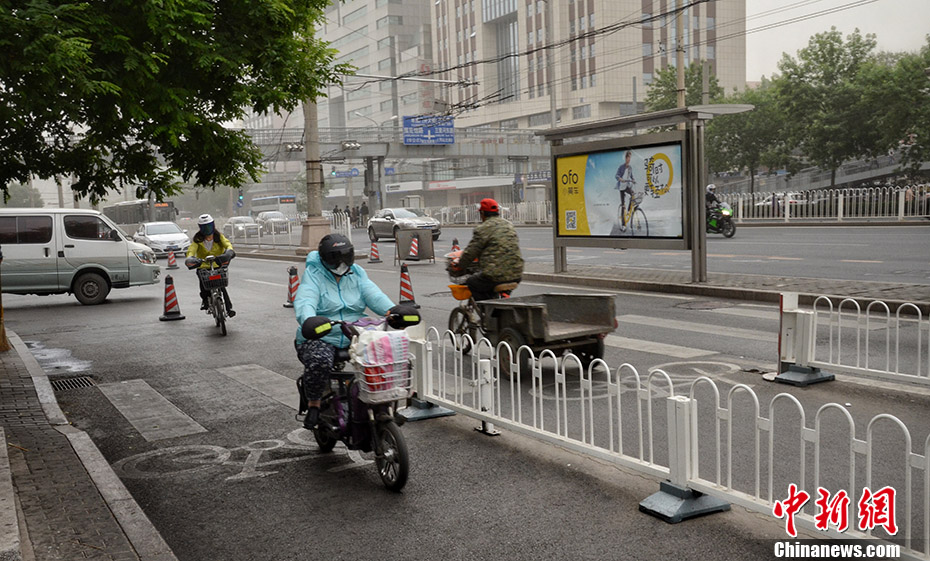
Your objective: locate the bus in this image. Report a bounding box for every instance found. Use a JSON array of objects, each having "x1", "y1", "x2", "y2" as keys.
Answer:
[
  {"x1": 101, "y1": 199, "x2": 179, "y2": 234},
  {"x1": 250, "y1": 195, "x2": 298, "y2": 222}
]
